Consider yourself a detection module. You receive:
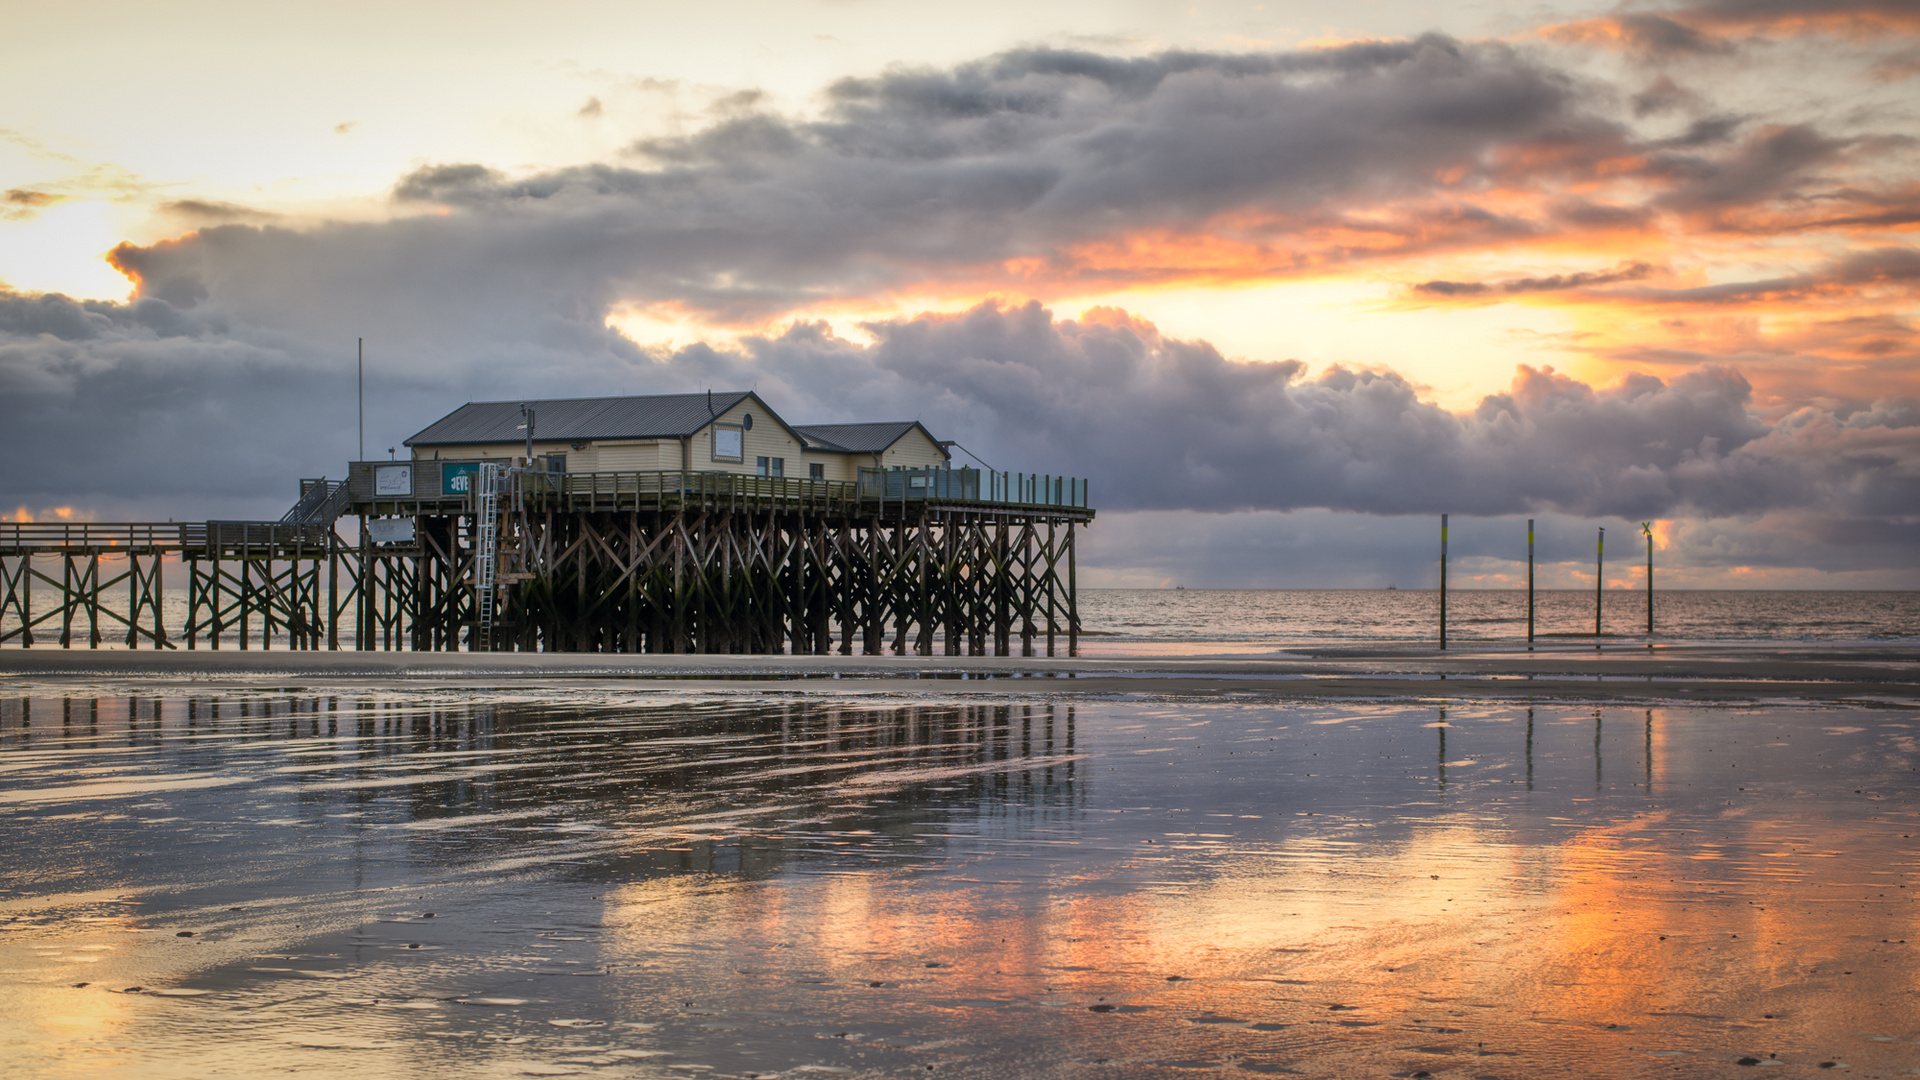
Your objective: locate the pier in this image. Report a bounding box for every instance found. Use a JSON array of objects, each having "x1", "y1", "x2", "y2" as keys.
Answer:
[{"x1": 0, "y1": 466, "x2": 1092, "y2": 656}]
